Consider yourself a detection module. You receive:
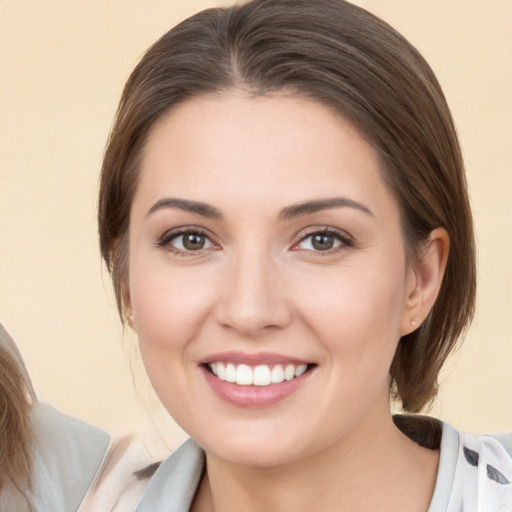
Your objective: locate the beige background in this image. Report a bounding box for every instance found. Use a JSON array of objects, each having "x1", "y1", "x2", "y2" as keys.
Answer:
[{"x1": 0, "y1": 0, "x2": 511, "y2": 449}]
